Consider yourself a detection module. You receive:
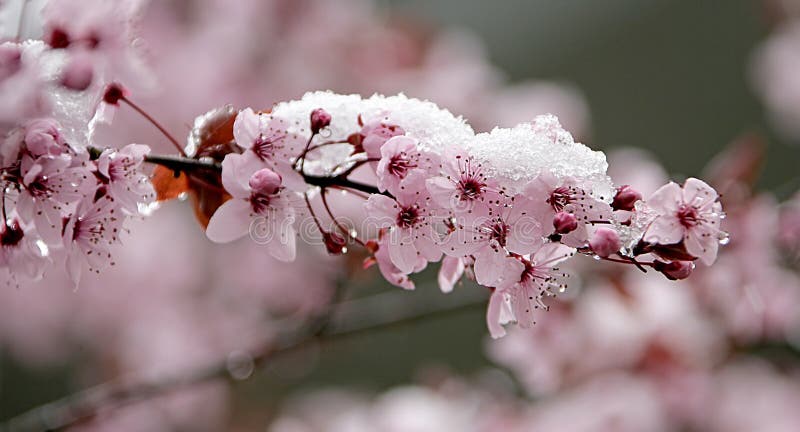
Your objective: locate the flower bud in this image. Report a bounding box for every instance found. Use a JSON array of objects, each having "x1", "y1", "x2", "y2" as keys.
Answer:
[
  {"x1": 323, "y1": 231, "x2": 347, "y2": 255},
  {"x1": 589, "y1": 227, "x2": 621, "y2": 258},
  {"x1": 611, "y1": 185, "x2": 642, "y2": 211},
  {"x1": 60, "y1": 54, "x2": 94, "y2": 91},
  {"x1": 249, "y1": 168, "x2": 282, "y2": 195},
  {"x1": 553, "y1": 211, "x2": 578, "y2": 234},
  {"x1": 102, "y1": 83, "x2": 127, "y2": 105},
  {"x1": 310, "y1": 108, "x2": 331, "y2": 134},
  {"x1": 654, "y1": 260, "x2": 694, "y2": 280},
  {"x1": 365, "y1": 239, "x2": 379, "y2": 254}
]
